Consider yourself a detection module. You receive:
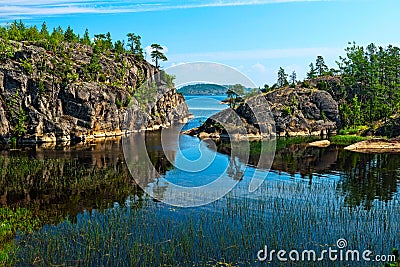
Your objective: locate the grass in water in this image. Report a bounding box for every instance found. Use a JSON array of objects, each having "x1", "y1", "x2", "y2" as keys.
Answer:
[
  {"x1": 330, "y1": 135, "x2": 368, "y2": 146},
  {"x1": 0, "y1": 207, "x2": 41, "y2": 266}
]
